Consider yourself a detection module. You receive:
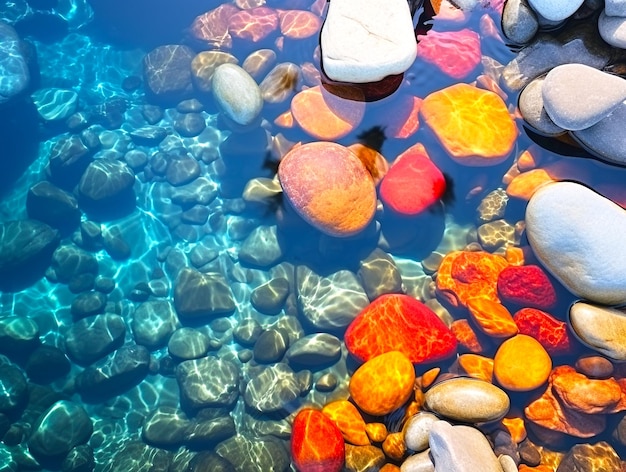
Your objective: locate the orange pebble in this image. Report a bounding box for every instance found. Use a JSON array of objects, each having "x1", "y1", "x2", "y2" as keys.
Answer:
[
  {"x1": 421, "y1": 367, "x2": 440, "y2": 389},
  {"x1": 458, "y1": 353, "x2": 494, "y2": 383},
  {"x1": 380, "y1": 464, "x2": 401, "y2": 472},
  {"x1": 450, "y1": 319, "x2": 491, "y2": 354},
  {"x1": 506, "y1": 169, "x2": 555, "y2": 201},
  {"x1": 494, "y1": 335, "x2": 552, "y2": 391},
  {"x1": 501, "y1": 416, "x2": 527, "y2": 444},
  {"x1": 467, "y1": 298, "x2": 518, "y2": 338},
  {"x1": 382, "y1": 432, "x2": 406, "y2": 462},
  {"x1": 505, "y1": 246, "x2": 526, "y2": 266},
  {"x1": 274, "y1": 109, "x2": 294, "y2": 128},
  {"x1": 322, "y1": 400, "x2": 370, "y2": 446},
  {"x1": 365, "y1": 423, "x2": 388, "y2": 443}
]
